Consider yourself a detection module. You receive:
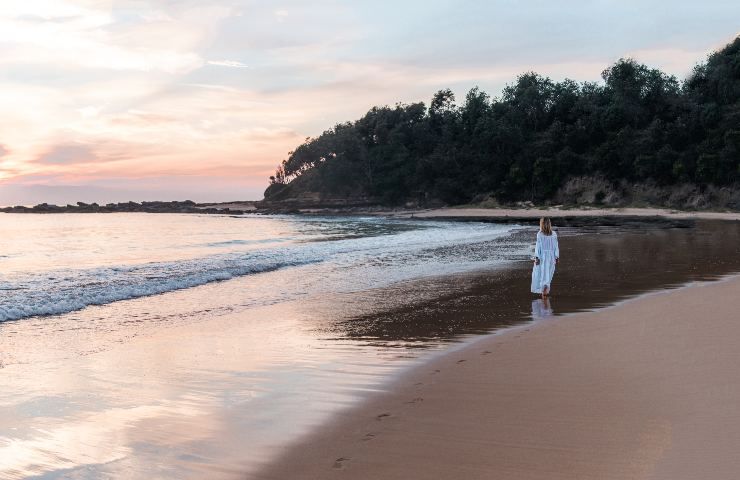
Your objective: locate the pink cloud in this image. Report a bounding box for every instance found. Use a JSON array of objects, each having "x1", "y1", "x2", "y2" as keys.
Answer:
[
  {"x1": 34, "y1": 144, "x2": 96, "y2": 165},
  {"x1": 0, "y1": 1, "x2": 735, "y2": 205}
]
